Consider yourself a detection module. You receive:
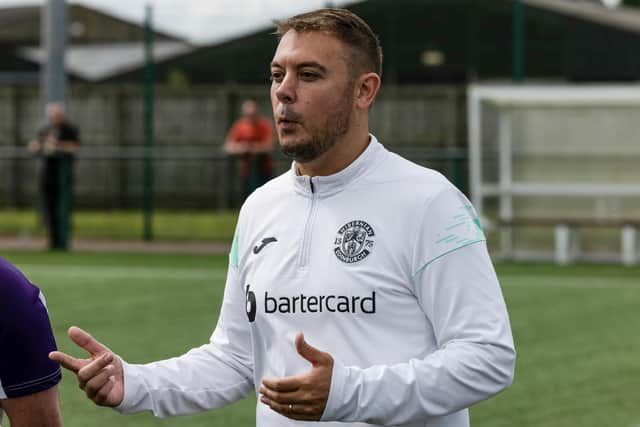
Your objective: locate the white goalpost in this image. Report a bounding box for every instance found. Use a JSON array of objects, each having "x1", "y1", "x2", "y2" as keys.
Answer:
[{"x1": 468, "y1": 84, "x2": 640, "y2": 265}]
